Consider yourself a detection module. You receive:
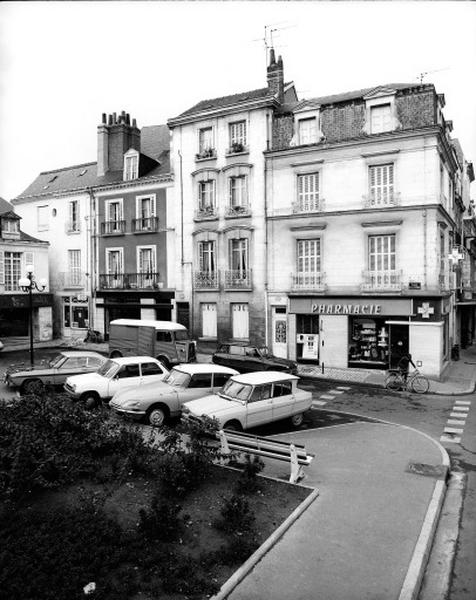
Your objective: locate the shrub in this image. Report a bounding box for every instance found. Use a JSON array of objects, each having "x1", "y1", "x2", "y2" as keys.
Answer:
[
  {"x1": 235, "y1": 454, "x2": 265, "y2": 494},
  {"x1": 138, "y1": 494, "x2": 188, "y2": 542},
  {"x1": 218, "y1": 532, "x2": 260, "y2": 566},
  {"x1": 214, "y1": 493, "x2": 256, "y2": 534}
]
